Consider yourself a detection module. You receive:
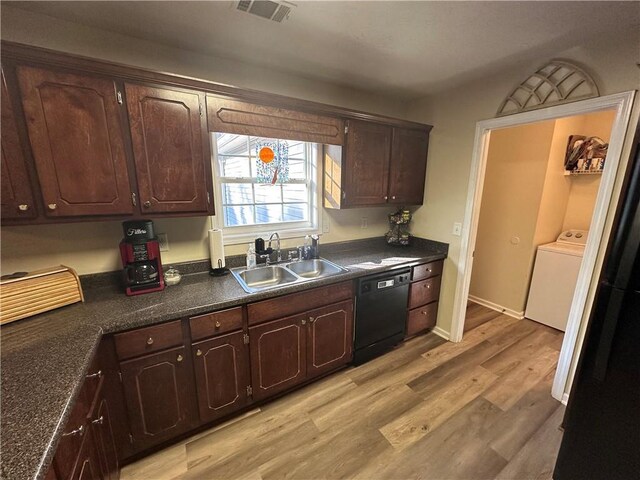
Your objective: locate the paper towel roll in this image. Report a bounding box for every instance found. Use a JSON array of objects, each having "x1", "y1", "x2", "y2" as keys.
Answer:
[{"x1": 208, "y1": 229, "x2": 226, "y2": 270}]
